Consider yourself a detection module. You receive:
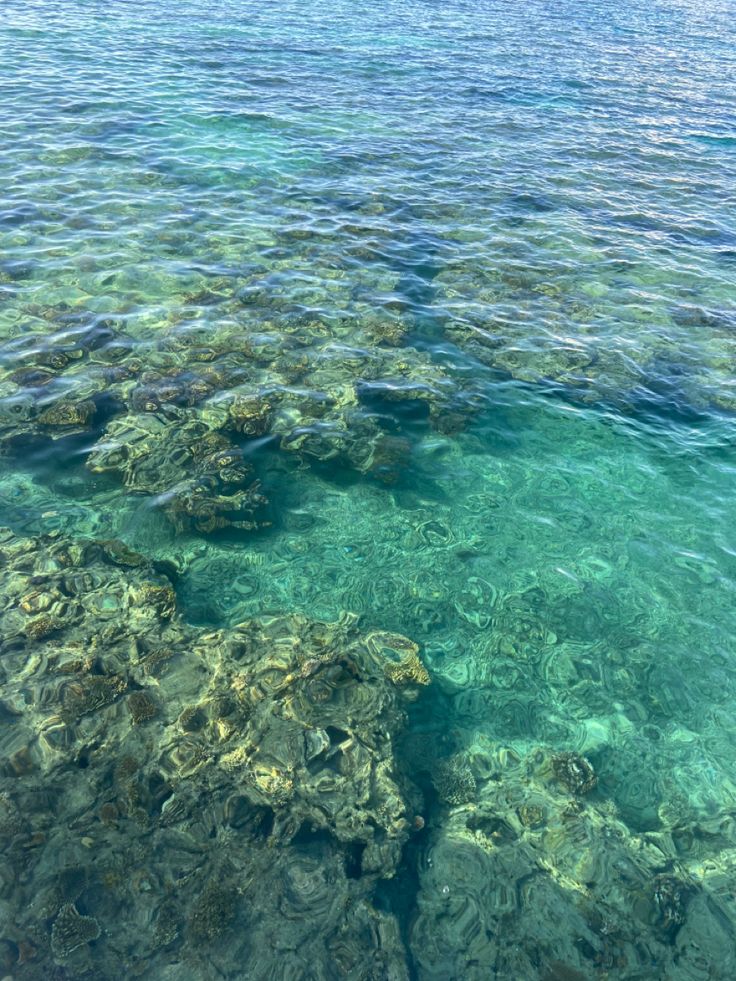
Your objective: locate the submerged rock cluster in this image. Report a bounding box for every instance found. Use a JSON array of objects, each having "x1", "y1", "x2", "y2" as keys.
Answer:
[
  {"x1": 406, "y1": 739, "x2": 736, "y2": 981},
  {"x1": 2, "y1": 529, "x2": 736, "y2": 978},
  {"x1": 1, "y1": 2, "x2": 735, "y2": 975},
  {"x1": 0, "y1": 528, "x2": 427, "y2": 978},
  {"x1": 0, "y1": 299, "x2": 471, "y2": 535}
]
